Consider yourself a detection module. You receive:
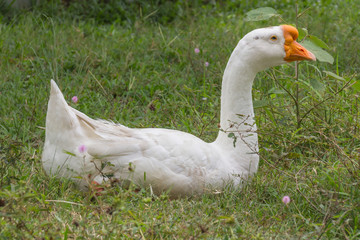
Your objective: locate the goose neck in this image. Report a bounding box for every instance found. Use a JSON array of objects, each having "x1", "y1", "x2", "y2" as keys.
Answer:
[
  {"x1": 213, "y1": 52, "x2": 259, "y2": 175},
  {"x1": 218, "y1": 55, "x2": 257, "y2": 137}
]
